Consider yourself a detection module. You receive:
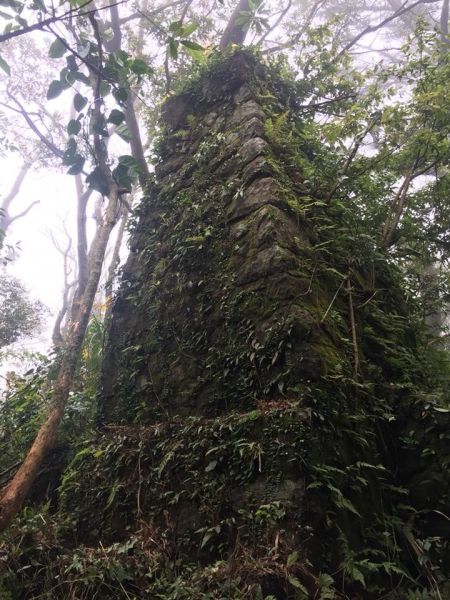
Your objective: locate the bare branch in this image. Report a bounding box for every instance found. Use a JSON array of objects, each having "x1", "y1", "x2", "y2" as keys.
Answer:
[
  {"x1": 336, "y1": 0, "x2": 441, "y2": 60},
  {"x1": 2, "y1": 95, "x2": 64, "y2": 159},
  {"x1": 262, "y1": 0, "x2": 325, "y2": 55},
  {"x1": 179, "y1": 0, "x2": 195, "y2": 23},
  {"x1": 8, "y1": 201, "x2": 40, "y2": 225},
  {"x1": 0, "y1": 0, "x2": 129, "y2": 43},
  {"x1": 256, "y1": 0, "x2": 292, "y2": 46},
  {"x1": 118, "y1": 0, "x2": 186, "y2": 25},
  {"x1": 0, "y1": 0, "x2": 95, "y2": 43},
  {"x1": 1, "y1": 163, "x2": 31, "y2": 214}
]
